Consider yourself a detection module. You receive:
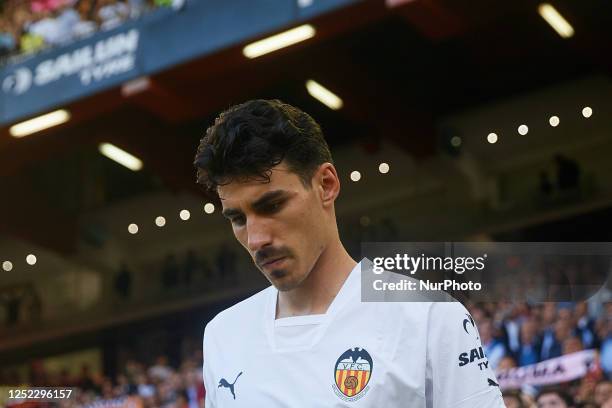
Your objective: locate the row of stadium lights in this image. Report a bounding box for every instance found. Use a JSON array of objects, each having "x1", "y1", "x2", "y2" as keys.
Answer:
[
  {"x1": 126, "y1": 164, "x2": 390, "y2": 233},
  {"x1": 350, "y1": 162, "x2": 390, "y2": 182},
  {"x1": 483, "y1": 107, "x2": 593, "y2": 145},
  {"x1": 127, "y1": 203, "x2": 216, "y2": 234},
  {"x1": 122, "y1": 100, "x2": 591, "y2": 234},
  {"x1": 2, "y1": 254, "x2": 37, "y2": 272}
]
